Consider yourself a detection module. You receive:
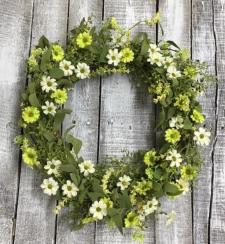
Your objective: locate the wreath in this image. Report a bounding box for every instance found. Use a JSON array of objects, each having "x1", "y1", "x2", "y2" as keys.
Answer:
[{"x1": 15, "y1": 13, "x2": 212, "y2": 242}]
